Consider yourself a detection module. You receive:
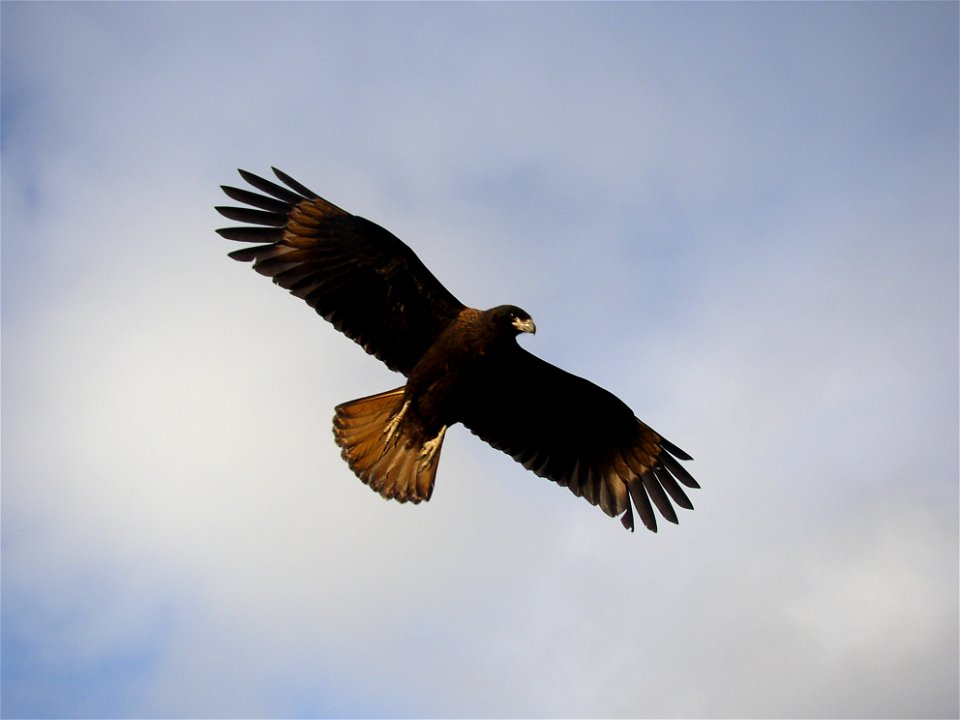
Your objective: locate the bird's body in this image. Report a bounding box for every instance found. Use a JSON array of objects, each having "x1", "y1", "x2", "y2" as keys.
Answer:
[
  {"x1": 334, "y1": 306, "x2": 534, "y2": 504},
  {"x1": 216, "y1": 168, "x2": 699, "y2": 532},
  {"x1": 403, "y1": 306, "x2": 530, "y2": 434}
]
